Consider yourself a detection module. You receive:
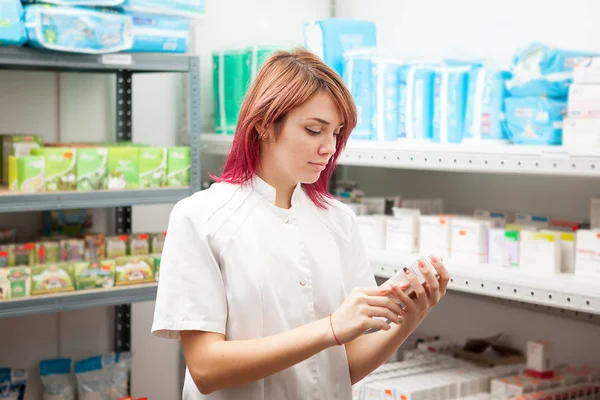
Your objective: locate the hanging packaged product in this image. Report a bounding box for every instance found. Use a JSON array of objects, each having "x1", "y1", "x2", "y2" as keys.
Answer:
[
  {"x1": 0, "y1": 0, "x2": 27, "y2": 47},
  {"x1": 343, "y1": 48, "x2": 374, "y2": 140},
  {"x1": 0, "y1": 368, "x2": 27, "y2": 400},
  {"x1": 24, "y1": 5, "x2": 134, "y2": 54},
  {"x1": 120, "y1": 0, "x2": 205, "y2": 20},
  {"x1": 126, "y1": 12, "x2": 189, "y2": 54},
  {"x1": 398, "y1": 63, "x2": 435, "y2": 141},
  {"x1": 40, "y1": 358, "x2": 76, "y2": 400},
  {"x1": 31, "y1": 148, "x2": 77, "y2": 192},
  {"x1": 506, "y1": 42, "x2": 599, "y2": 98},
  {"x1": 371, "y1": 57, "x2": 403, "y2": 142},
  {"x1": 213, "y1": 48, "x2": 251, "y2": 135},
  {"x1": 504, "y1": 97, "x2": 567, "y2": 145},
  {"x1": 431, "y1": 65, "x2": 471, "y2": 144},
  {"x1": 464, "y1": 67, "x2": 511, "y2": 144}
]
